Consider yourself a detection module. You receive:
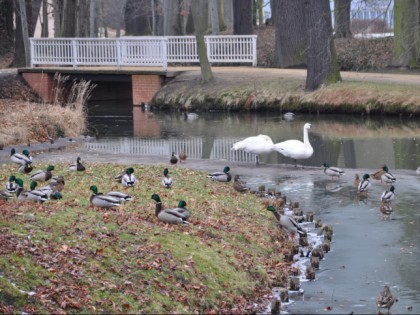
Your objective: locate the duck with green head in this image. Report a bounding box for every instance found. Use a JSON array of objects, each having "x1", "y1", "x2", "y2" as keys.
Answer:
[
  {"x1": 10, "y1": 148, "x2": 32, "y2": 167},
  {"x1": 18, "y1": 150, "x2": 33, "y2": 173},
  {"x1": 323, "y1": 162, "x2": 345, "y2": 180},
  {"x1": 151, "y1": 194, "x2": 190, "y2": 224},
  {"x1": 208, "y1": 166, "x2": 231, "y2": 182},
  {"x1": 381, "y1": 165, "x2": 396, "y2": 185},
  {"x1": 15, "y1": 178, "x2": 48, "y2": 203},
  {"x1": 30, "y1": 165, "x2": 55, "y2": 182},
  {"x1": 69, "y1": 157, "x2": 86, "y2": 171},
  {"x1": 106, "y1": 191, "x2": 133, "y2": 203},
  {"x1": 5, "y1": 175, "x2": 17, "y2": 193},
  {"x1": 357, "y1": 173, "x2": 371, "y2": 194},
  {"x1": 266, "y1": 205, "x2": 306, "y2": 241},
  {"x1": 122, "y1": 167, "x2": 137, "y2": 187},
  {"x1": 90, "y1": 185, "x2": 121, "y2": 209}
]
